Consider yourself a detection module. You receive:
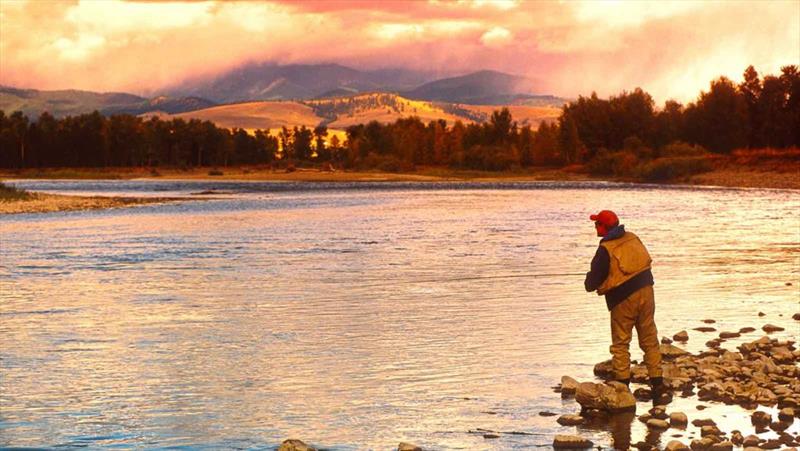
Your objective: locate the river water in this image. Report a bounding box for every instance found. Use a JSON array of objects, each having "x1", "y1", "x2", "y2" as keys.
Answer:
[{"x1": 1, "y1": 180, "x2": 798, "y2": 450}]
